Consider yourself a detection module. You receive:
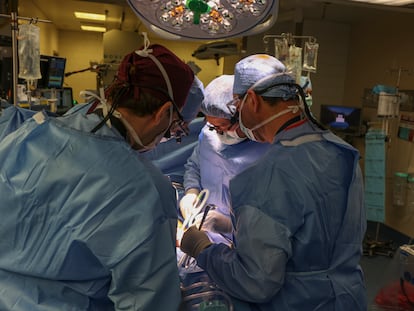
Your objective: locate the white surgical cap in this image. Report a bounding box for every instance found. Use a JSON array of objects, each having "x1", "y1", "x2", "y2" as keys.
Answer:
[
  {"x1": 233, "y1": 54, "x2": 298, "y2": 100},
  {"x1": 201, "y1": 75, "x2": 235, "y2": 119},
  {"x1": 181, "y1": 76, "x2": 205, "y2": 122}
]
